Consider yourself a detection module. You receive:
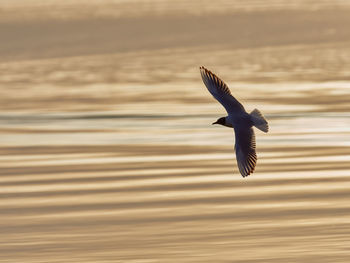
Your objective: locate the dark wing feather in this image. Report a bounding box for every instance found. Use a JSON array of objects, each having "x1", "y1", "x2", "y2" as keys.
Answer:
[
  {"x1": 200, "y1": 66, "x2": 245, "y2": 114},
  {"x1": 234, "y1": 127, "x2": 257, "y2": 177}
]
